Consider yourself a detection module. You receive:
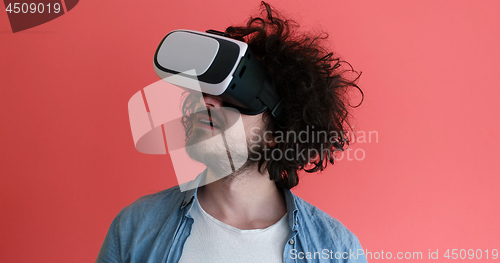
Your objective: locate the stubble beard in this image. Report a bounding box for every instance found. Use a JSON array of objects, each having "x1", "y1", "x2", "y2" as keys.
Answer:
[{"x1": 185, "y1": 120, "x2": 259, "y2": 180}]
